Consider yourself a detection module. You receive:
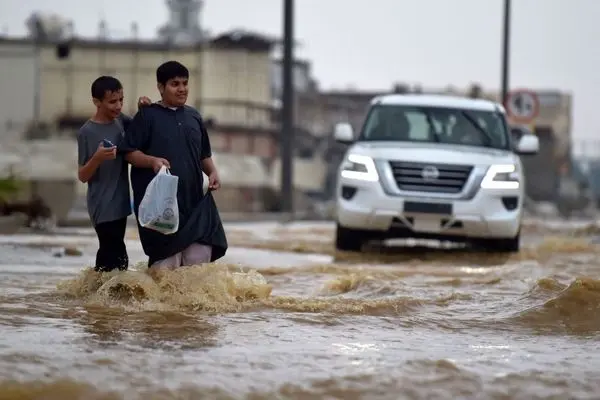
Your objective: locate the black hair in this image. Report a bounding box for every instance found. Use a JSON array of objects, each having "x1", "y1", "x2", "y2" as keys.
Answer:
[
  {"x1": 91, "y1": 76, "x2": 123, "y2": 100},
  {"x1": 156, "y1": 61, "x2": 189, "y2": 85}
]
